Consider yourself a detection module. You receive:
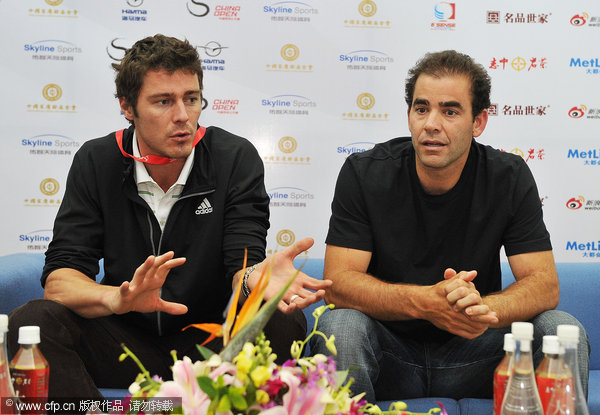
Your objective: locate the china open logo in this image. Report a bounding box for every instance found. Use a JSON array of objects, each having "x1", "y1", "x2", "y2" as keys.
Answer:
[
  {"x1": 358, "y1": 0, "x2": 377, "y2": 17},
  {"x1": 278, "y1": 137, "x2": 297, "y2": 154},
  {"x1": 280, "y1": 44, "x2": 300, "y2": 61},
  {"x1": 568, "y1": 105, "x2": 586, "y2": 118},
  {"x1": 276, "y1": 229, "x2": 295, "y2": 247},
  {"x1": 566, "y1": 196, "x2": 584, "y2": 210},
  {"x1": 40, "y1": 178, "x2": 60, "y2": 196},
  {"x1": 45, "y1": 0, "x2": 63, "y2": 5},
  {"x1": 42, "y1": 84, "x2": 62, "y2": 102},
  {"x1": 356, "y1": 93, "x2": 375, "y2": 110},
  {"x1": 570, "y1": 13, "x2": 588, "y2": 26}
]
